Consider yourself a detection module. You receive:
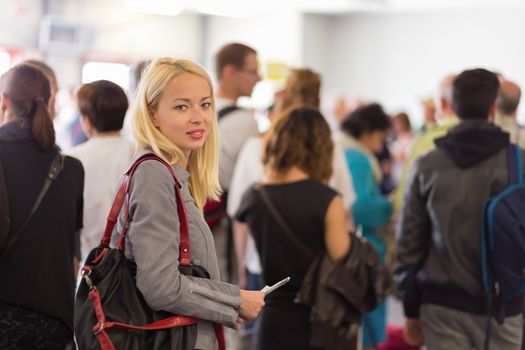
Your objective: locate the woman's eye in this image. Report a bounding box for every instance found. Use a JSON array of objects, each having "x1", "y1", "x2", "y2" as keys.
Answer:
[
  {"x1": 202, "y1": 102, "x2": 211, "y2": 110},
  {"x1": 174, "y1": 105, "x2": 188, "y2": 111}
]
